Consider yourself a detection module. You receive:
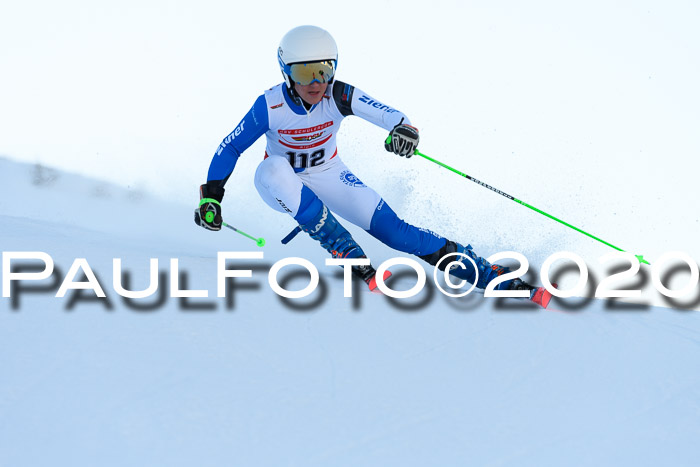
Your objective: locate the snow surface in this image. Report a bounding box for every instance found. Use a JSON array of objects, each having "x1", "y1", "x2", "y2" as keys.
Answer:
[{"x1": 1, "y1": 156, "x2": 700, "y2": 467}]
